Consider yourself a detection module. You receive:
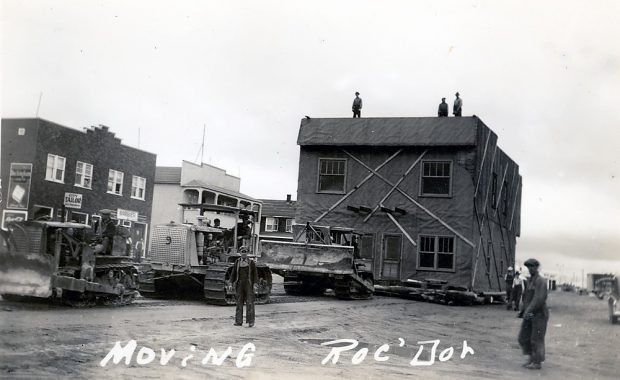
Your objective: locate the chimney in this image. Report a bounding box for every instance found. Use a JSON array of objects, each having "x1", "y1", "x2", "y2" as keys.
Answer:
[{"x1": 286, "y1": 194, "x2": 292, "y2": 203}]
